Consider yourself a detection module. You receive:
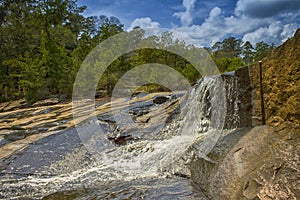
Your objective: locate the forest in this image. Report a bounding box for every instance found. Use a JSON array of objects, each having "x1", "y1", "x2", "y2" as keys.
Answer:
[{"x1": 0, "y1": 0, "x2": 275, "y2": 103}]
